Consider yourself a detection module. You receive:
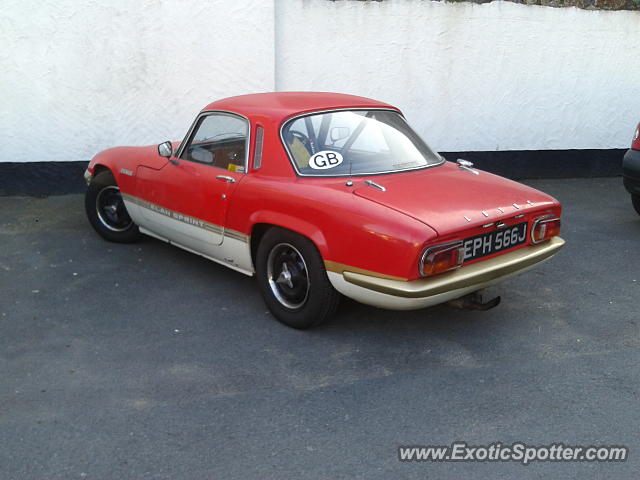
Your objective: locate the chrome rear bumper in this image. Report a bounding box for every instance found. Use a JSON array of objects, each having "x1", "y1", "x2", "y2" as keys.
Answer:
[{"x1": 343, "y1": 236, "x2": 565, "y2": 299}]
